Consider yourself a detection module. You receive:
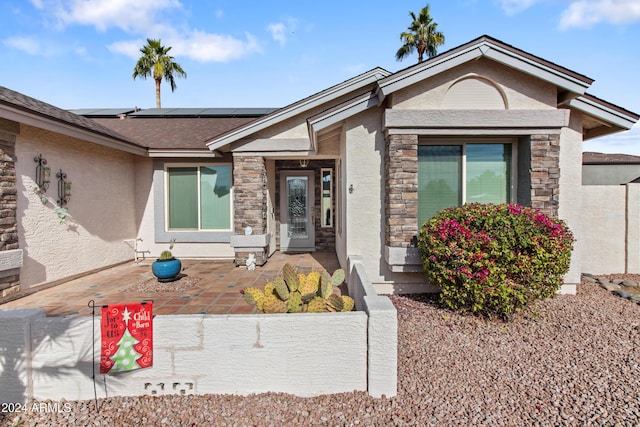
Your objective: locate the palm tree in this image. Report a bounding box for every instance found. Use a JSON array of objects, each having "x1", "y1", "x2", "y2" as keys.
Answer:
[
  {"x1": 396, "y1": 4, "x2": 445, "y2": 63},
  {"x1": 132, "y1": 38, "x2": 187, "y2": 108}
]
